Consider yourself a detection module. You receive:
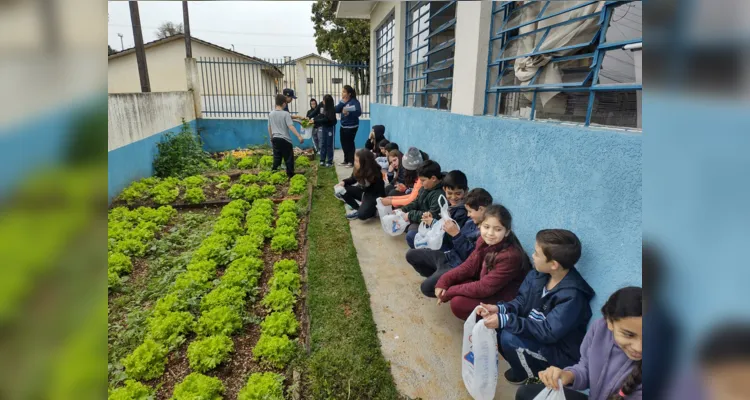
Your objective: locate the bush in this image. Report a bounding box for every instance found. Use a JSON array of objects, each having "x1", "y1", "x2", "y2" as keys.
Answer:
[
  {"x1": 122, "y1": 338, "x2": 167, "y2": 381},
  {"x1": 237, "y1": 156, "x2": 259, "y2": 169},
  {"x1": 277, "y1": 200, "x2": 298, "y2": 215},
  {"x1": 171, "y1": 372, "x2": 224, "y2": 400},
  {"x1": 261, "y1": 310, "x2": 300, "y2": 337},
  {"x1": 109, "y1": 379, "x2": 153, "y2": 400},
  {"x1": 152, "y1": 293, "x2": 187, "y2": 318},
  {"x1": 270, "y1": 270, "x2": 301, "y2": 295},
  {"x1": 253, "y1": 333, "x2": 296, "y2": 368},
  {"x1": 256, "y1": 170, "x2": 272, "y2": 183},
  {"x1": 270, "y1": 234, "x2": 298, "y2": 253},
  {"x1": 273, "y1": 259, "x2": 298, "y2": 274},
  {"x1": 195, "y1": 305, "x2": 242, "y2": 337},
  {"x1": 201, "y1": 285, "x2": 246, "y2": 312},
  {"x1": 153, "y1": 121, "x2": 210, "y2": 178},
  {"x1": 182, "y1": 175, "x2": 207, "y2": 189},
  {"x1": 238, "y1": 173, "x2": 258, "y2": 184},
  {"x1": 187, "y1": 335, "x2": 234, "y2": 373},
  {"x1": 259, "y1": 156, "x2": 274, "y2": 170},
  {"x1": 227, "y1": 184, "x2": 246, "y2": 200},
  {"x1": 260, "y1": 184, "x2": 276, "y2": 197},
  {"x1": 108, "y1": 252, "x2": 132, "y2": 275},
  {"x1": 269, "y1": 171, "x2": 288, "y2": 185},
  {"x1": 146, "y1": 311, "x2": 194, "y2": 349},
  {"x1": 184, "y1": 187, "x2": 206, "y2": 204},
  {"x1": 237, "y1": 372, "x2": 285, "y2": 400},
  {"x1": 261, "y1": 288, "x2": 295, "y2": 312},
  {"x1": 288, "y1": 174, "x2": 307, "y2": 195}
]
